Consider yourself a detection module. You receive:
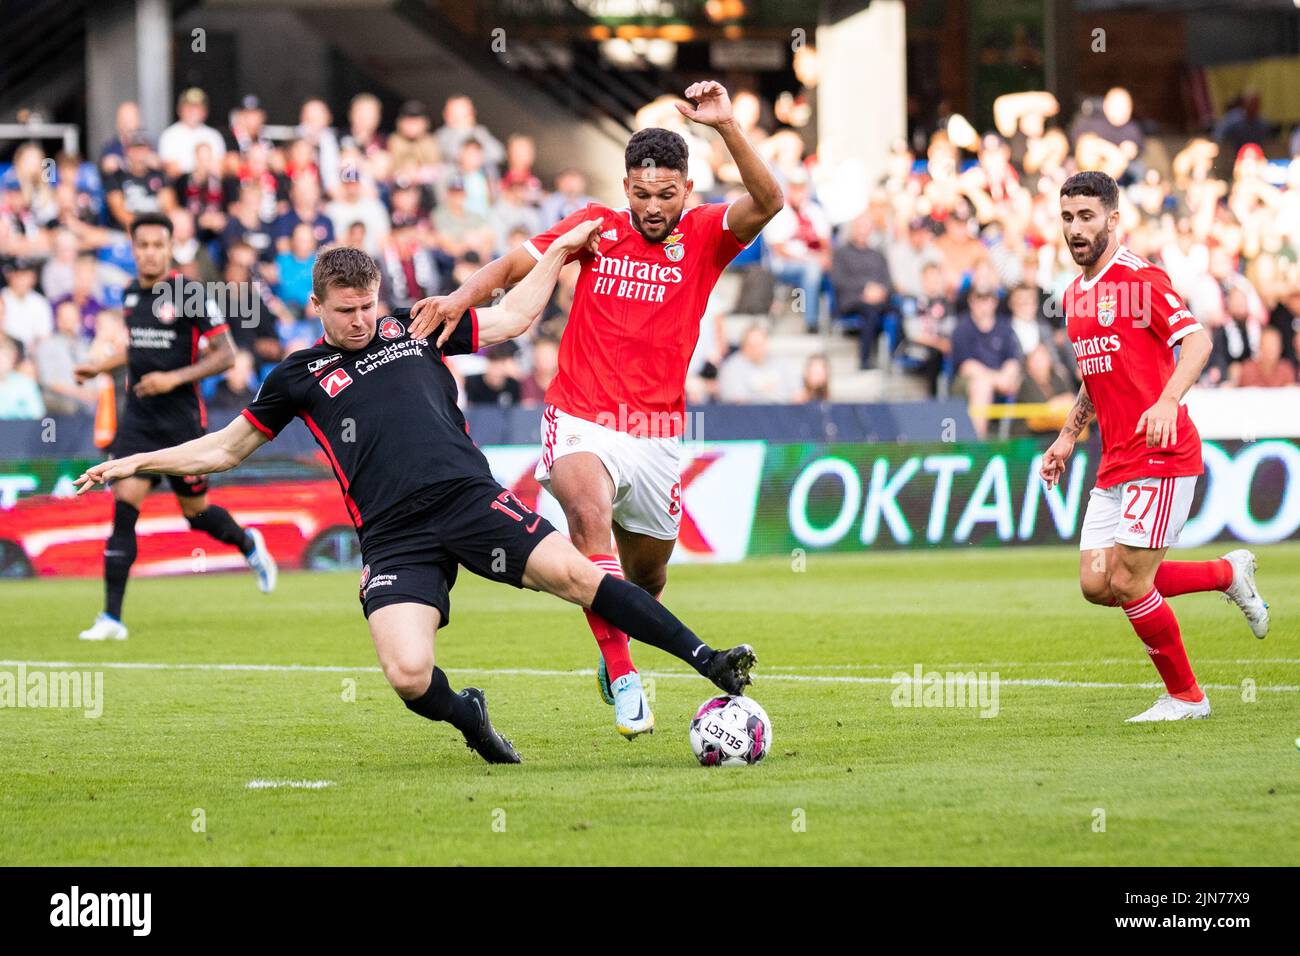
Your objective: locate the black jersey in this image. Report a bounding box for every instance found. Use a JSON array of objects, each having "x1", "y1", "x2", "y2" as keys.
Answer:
[
  {"x1": 121, "y1": 276, "x2": 228, "y2": 435},
  {"x1": 241, "y1": 308, "x2": 485, "y2": 533}
]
